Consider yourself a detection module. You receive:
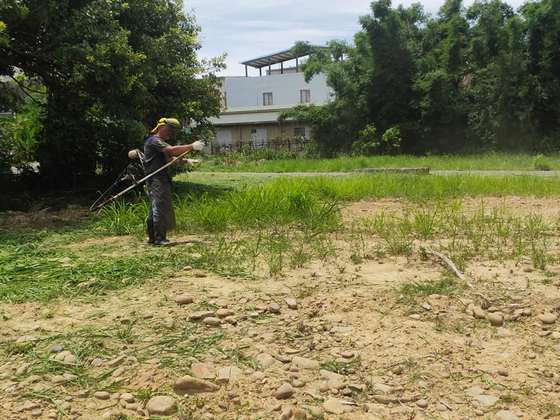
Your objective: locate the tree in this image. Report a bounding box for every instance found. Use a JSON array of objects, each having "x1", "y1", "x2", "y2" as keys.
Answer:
[{"x1": 0, "y1": 0, "x2": 223, "y2": 186}]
